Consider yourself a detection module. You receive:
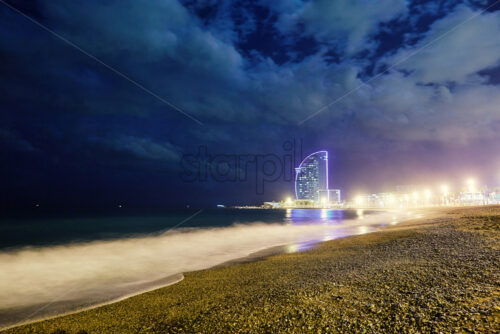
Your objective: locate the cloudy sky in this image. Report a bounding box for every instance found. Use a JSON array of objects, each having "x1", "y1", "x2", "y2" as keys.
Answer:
[{"x1": 1, "y1": 0, "x2": 500, "y2": 209}]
